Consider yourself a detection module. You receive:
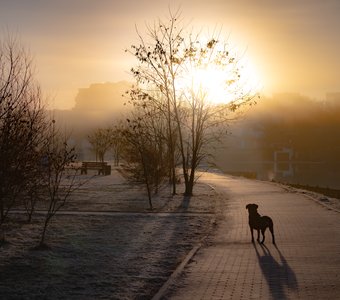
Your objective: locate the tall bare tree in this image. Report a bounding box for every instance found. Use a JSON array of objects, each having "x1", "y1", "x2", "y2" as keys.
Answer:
[
  {"x1": 0, "y1": 35, "x2": 47, "y2": 236},
  {"x1": 127, "y1": 12, "x2": 257, "y2": 195},
  {"x1": 37, "y1": 120, "x2": 79, "y2": 249},
  {"x1": 126, "y1": 12, "x2": 185, "y2": 194},
  {"x1": 121, "y1": 107, "x2": 169, "y2": 209}
]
